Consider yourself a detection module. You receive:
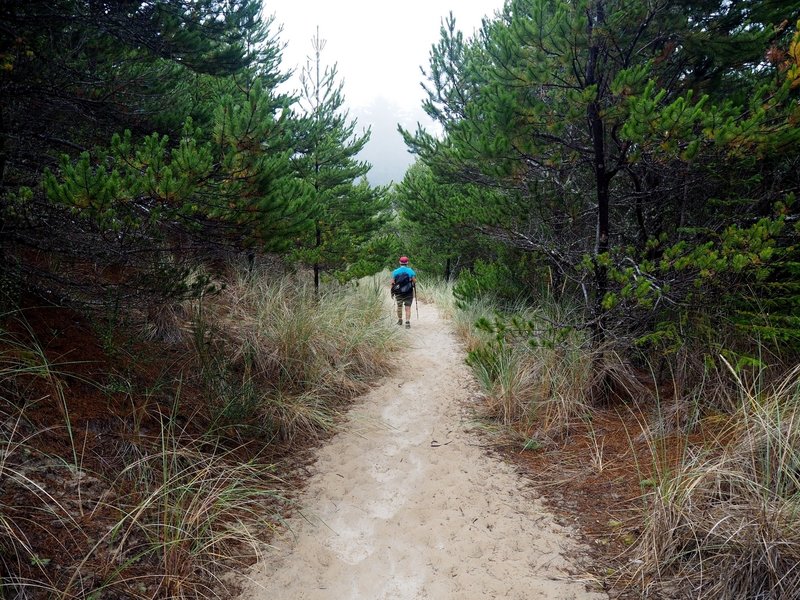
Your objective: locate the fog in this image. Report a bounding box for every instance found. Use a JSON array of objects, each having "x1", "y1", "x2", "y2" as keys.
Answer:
[
  {"x1": 351, "y1": 97, "x2": 432, "y2": 186},
  {"x1": 265, "y1": 0, "x2": 504, "y2": 187}
]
